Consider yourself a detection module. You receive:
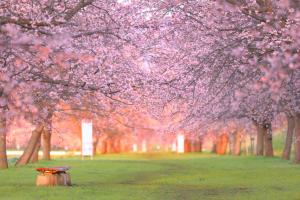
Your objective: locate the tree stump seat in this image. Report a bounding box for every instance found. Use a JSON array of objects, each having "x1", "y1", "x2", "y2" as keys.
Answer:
[{"x1": 36, "y1": 166, "x2": 71, "y2": 186}]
